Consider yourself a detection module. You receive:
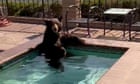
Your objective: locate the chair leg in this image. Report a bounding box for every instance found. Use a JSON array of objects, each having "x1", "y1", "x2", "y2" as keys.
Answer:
[
  {"x1": 103, "y1": 15, "x2": 106, "y2": 36},
  {"x1": 87, "y1": 27, "x2": 91, "y2": 37}
]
